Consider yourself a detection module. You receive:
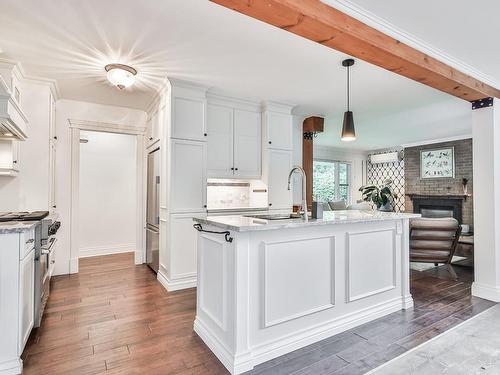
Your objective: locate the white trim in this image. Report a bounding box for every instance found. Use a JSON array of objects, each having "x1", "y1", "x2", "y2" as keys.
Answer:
[
  {"x1": 261, "y1": 101, "x2": 296, "y2": 114},
  {"x1": 68, "y1": 119, "x2": 145, "y2": 135},
  {"x1": 157, "y1": 269, "x2": 197, "y2": 292},
  {"x1": 400, "y1": 134, "x2": 472, "y2": 149},
  {"x1": 321, "y1": 0, "x2": 500, "y2": 90},
  {"x1": 471, "y1": 282, "x2": 500, "y2": 302},
  {"x1": 0, "y1": 357, "x2": 23, "y2": 375},
  {"x1": 69, "y1": 123, "x2": 145, "y2": 274},
  {"x1": 195, "y1": 296, "x2": 406, "y2": 374},
  {"x1": 79, "y1": 245, "x2": 135, "y2": 258}
]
